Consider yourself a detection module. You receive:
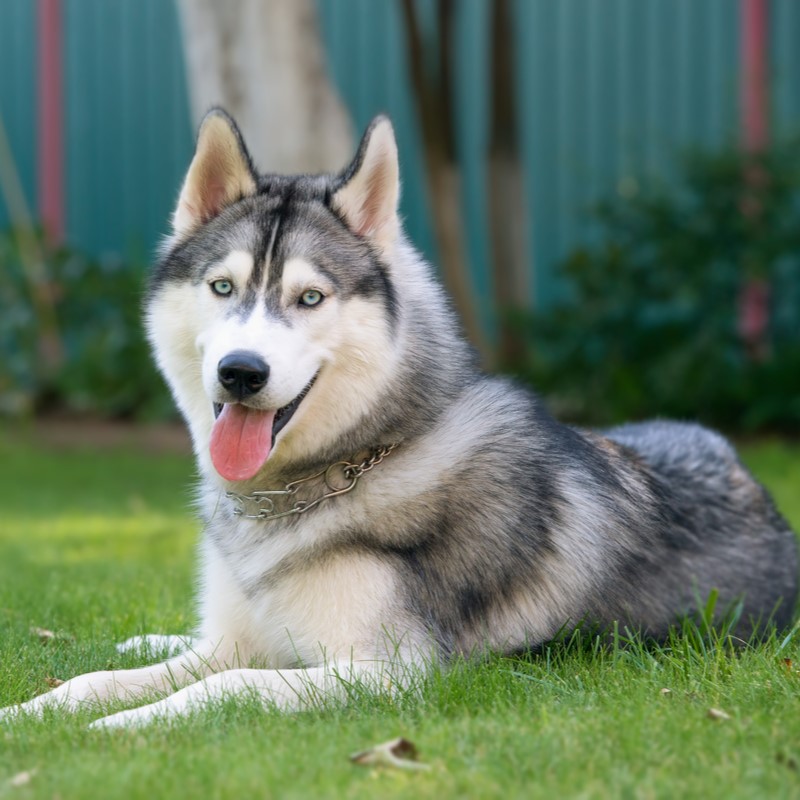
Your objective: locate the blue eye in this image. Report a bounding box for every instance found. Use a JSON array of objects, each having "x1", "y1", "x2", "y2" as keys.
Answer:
[
  {"x1": 211, "y1": 279, "x2": 233, "y2": 296},
  {"x1": 299, "y1": 289, "x2": 324, "y2": 307}
]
